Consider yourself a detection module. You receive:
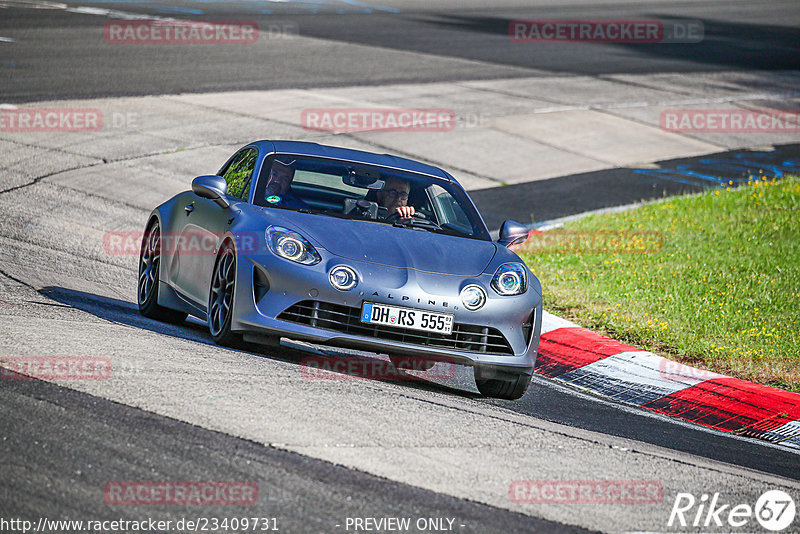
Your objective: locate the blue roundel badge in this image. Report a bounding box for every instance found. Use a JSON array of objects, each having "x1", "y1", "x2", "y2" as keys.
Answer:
[{"x1": 266, "y1": 195, "x2": 281, "y2": 204}]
